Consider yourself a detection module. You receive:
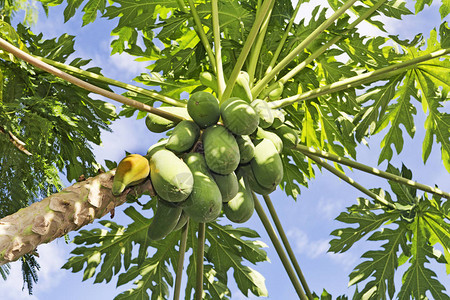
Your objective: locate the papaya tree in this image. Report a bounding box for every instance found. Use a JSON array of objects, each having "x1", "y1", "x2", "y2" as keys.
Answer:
[{"x1": 0, "y1": 0, "x2": 449, "y2": 299}]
